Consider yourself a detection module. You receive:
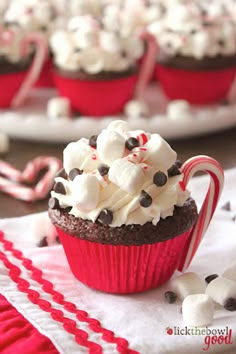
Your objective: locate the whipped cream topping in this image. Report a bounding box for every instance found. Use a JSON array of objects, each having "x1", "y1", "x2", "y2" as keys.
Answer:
[
  {"x1": 50, "y1": 15, "x2": 144, "y2": 73},
  {"x1": 51, "y1": 120, "x2": 190, "y2": 227},
  {"x1": 148, "y1": 0, "x2": 236, "y2": 59},
  {"x1": 4, "y1": 0, "x2": 60, "y2": 39}
]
